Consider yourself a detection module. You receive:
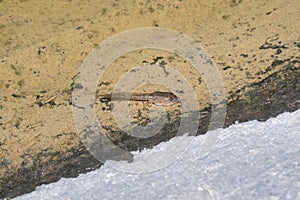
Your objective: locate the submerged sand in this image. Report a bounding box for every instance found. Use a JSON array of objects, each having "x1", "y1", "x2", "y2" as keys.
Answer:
[{"x1": 0, "y1": 0, "x2": 299, "y2": 198}]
